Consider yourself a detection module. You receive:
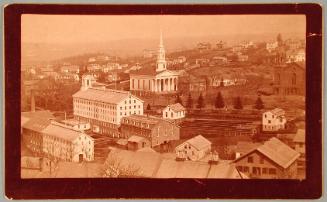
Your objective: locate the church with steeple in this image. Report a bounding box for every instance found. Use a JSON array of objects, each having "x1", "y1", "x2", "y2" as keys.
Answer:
[{"x1": 129, "y1": 30, "x2": 180, "y2": 94}]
